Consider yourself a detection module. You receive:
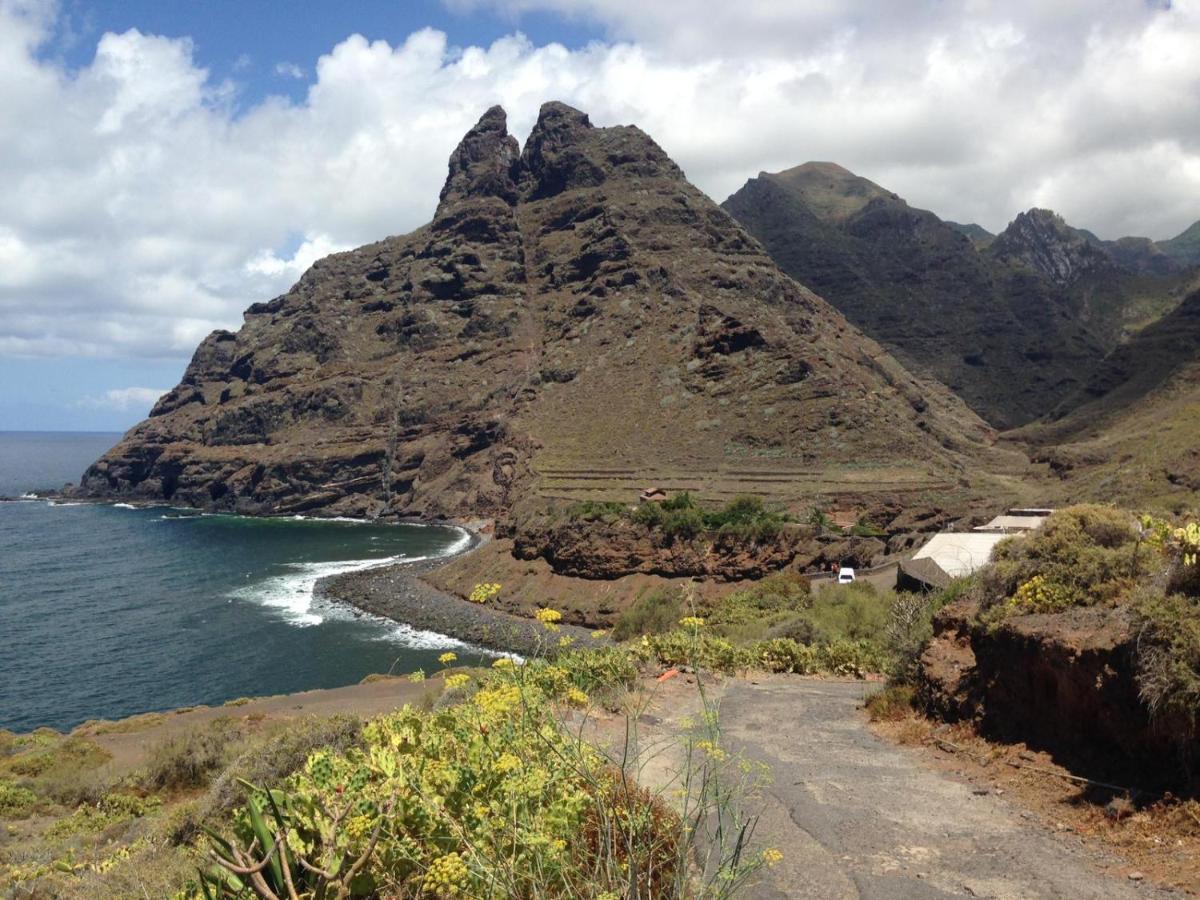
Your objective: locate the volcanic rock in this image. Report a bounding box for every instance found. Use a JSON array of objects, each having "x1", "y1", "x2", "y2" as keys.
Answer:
[{"x1": 78, "y1": 104, "x2": 1002, "y2": 519}]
